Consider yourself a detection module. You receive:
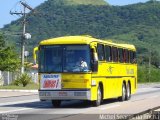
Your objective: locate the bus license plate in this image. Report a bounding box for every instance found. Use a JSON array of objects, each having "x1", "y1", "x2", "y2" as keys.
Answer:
[
  {"x1": 40, "y1": 92, "x2": 51, "y2": 97},
  {"x1": 58, "y1": 91, "x2": 68, "y2": 97}
]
